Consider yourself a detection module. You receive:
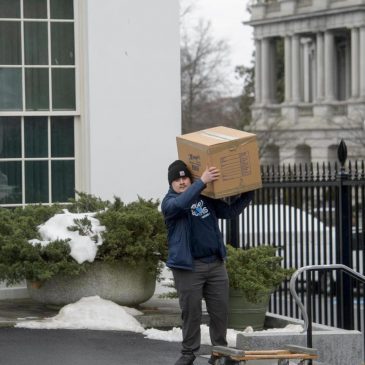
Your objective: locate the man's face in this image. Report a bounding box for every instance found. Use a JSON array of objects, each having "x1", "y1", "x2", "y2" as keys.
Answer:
[{"x1": 171, "y1": 176, "x2": 191, "y2": 193}]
